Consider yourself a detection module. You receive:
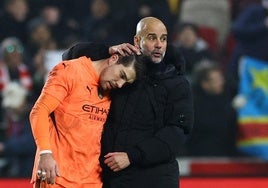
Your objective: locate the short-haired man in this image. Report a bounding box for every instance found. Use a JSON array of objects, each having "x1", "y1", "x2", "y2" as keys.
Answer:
[{"x1": 30, "y1": 53, "x2": 147, "y2": 188}]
